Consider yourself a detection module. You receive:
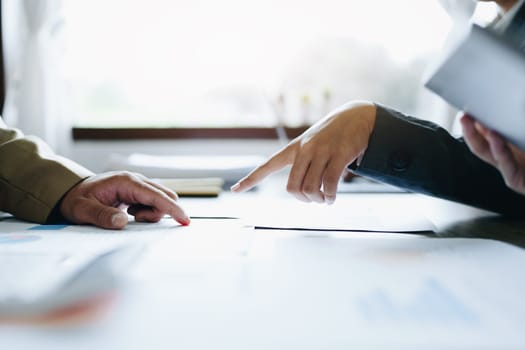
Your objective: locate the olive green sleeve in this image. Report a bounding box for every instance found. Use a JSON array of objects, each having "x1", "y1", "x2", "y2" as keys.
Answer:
[{"x1": 0, "y1": 119, "x2": 93, "y2": 223}]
